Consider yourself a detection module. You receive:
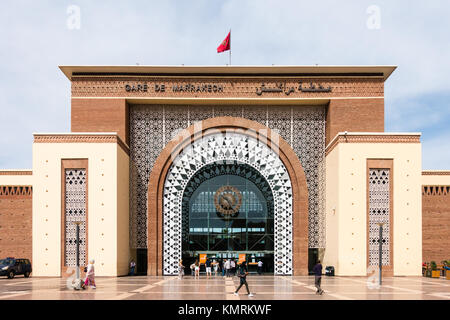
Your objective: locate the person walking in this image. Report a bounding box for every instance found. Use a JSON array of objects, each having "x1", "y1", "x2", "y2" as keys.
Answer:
[
  {"x1": 230, "y1": 259, "x2": 236, "y2": 276},
  {"x1": 313, "y1": 260, "x2": 324, "y2": 295},
  {"x1": 234, "y1": 261, "x2": 254, "y2": 297},
  {"x1": 257, "y1": 260, "x2": 263, "y2": 275},
  {"x1": 205, "y1": 258, "x2": 212, "y2": 278},
  {"x1": 129, "y1": 260, "x2": 136, "y2": 276},
  {"x1": 194, "y1": 259, "x2": 200, "y2": 279},
  {"x1": 84, "y1": 259, "x2": 96, "y2": 289},
  {"x1": 221, "y1": 260, "x2": 226, "y2": 277},
  {"x1": 213, "y1": 259, "x2": 219, "y2": 276},
  {"x1": 178, "y1": 259, "x2": 185, "y2": 279}
]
